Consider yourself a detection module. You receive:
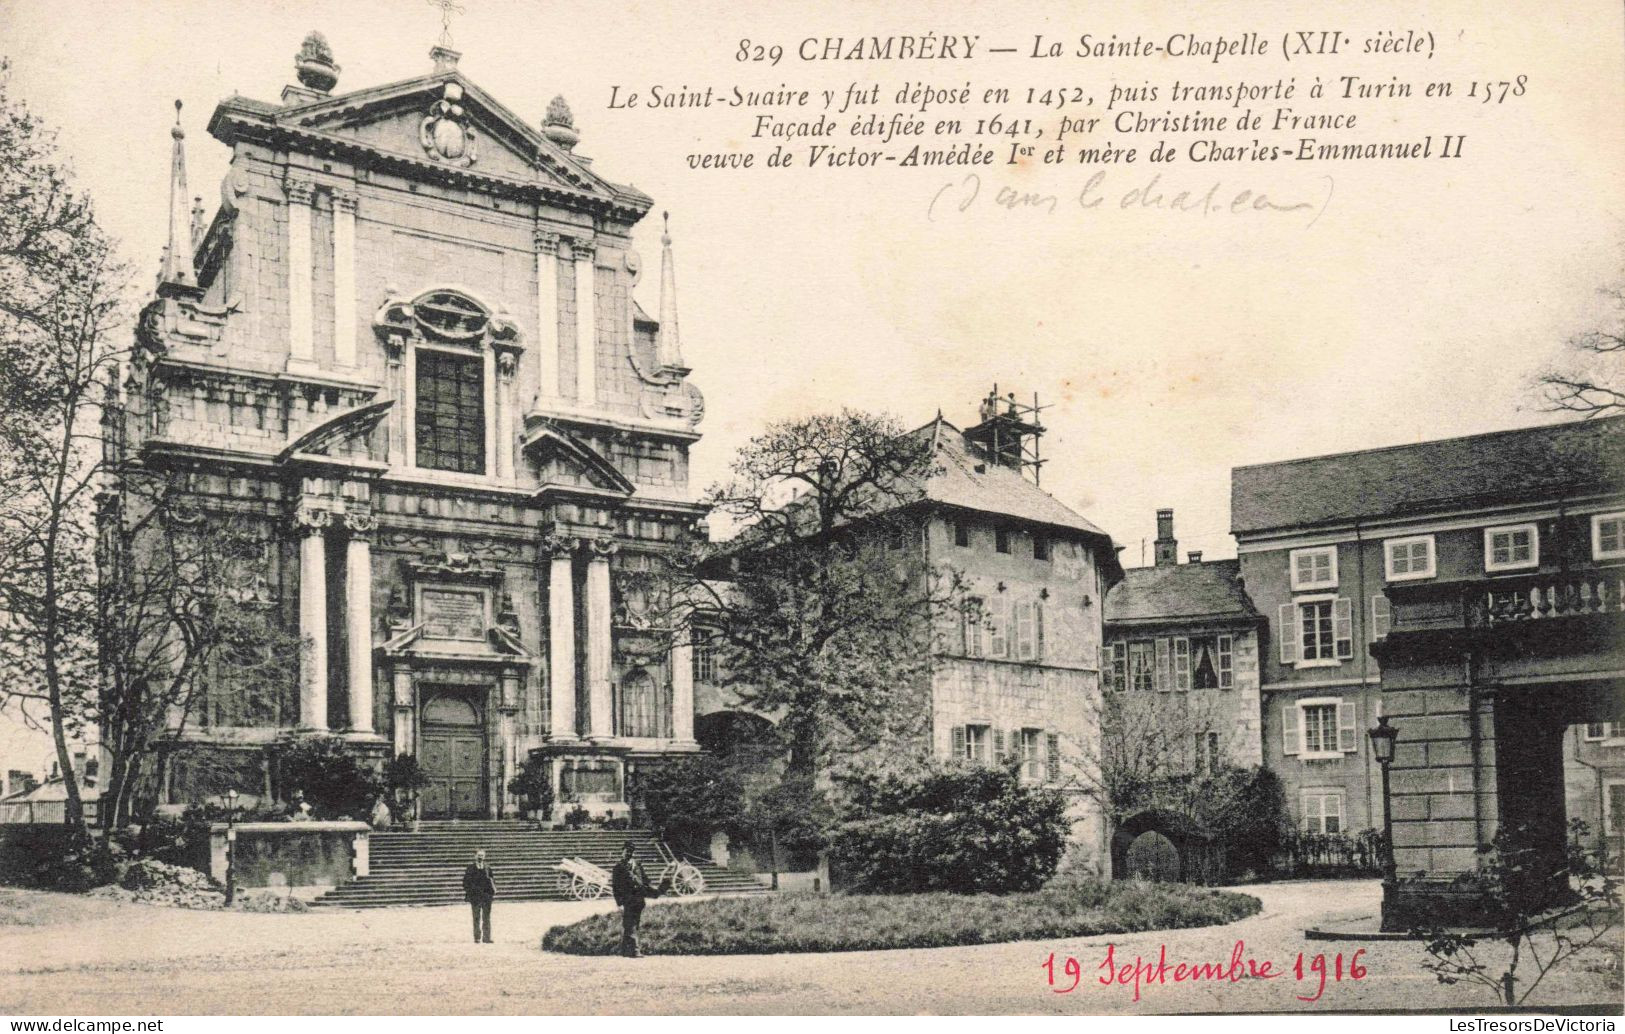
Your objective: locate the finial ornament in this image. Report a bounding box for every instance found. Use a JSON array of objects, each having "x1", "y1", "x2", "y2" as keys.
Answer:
[
  {"x1": 542, "y1": 95, "x2": 579, "y2": 150},
  {"x1": 295, "y1": 31, "x2": 340, "y2": 93},
  {"x1": 427, "y1": 0, "x2": 465, "y2": 48}
]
